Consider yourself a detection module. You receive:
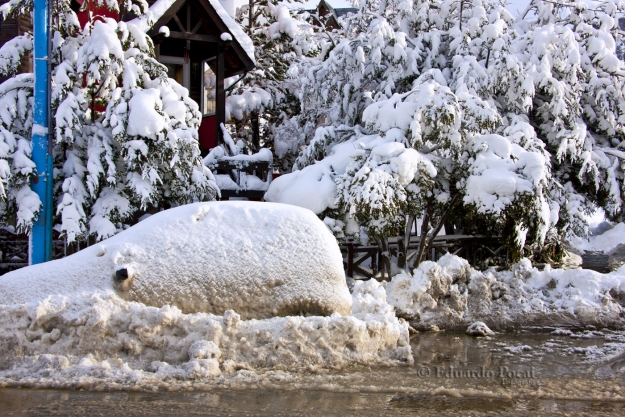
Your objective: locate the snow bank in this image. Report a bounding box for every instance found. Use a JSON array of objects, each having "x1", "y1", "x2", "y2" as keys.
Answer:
[
  {"x1": 0, "y1": 202, "x2": 351, "y2": 319},
  {"x1": 571, "y1": 222, "x2": 625, "y2": 253},
  {"x1": 0, "y1": 282, "x2": 412, "y2": 389},
  {"x1": 0, "y1": 201, "x2": 412, "y2": 388},
  {"x1": 386, "y1": 254, "x2": 625, "y2": 330}
]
